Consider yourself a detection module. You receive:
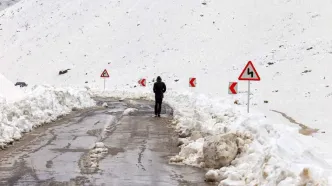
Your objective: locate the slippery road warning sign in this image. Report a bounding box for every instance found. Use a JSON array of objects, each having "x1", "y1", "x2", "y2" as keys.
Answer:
[
  {"x1": 100, "y1": 69, "x2": 110, "y2": 78},
  {"x1": 238, "y1": 61, "x2": 260, "y2": 81}
]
